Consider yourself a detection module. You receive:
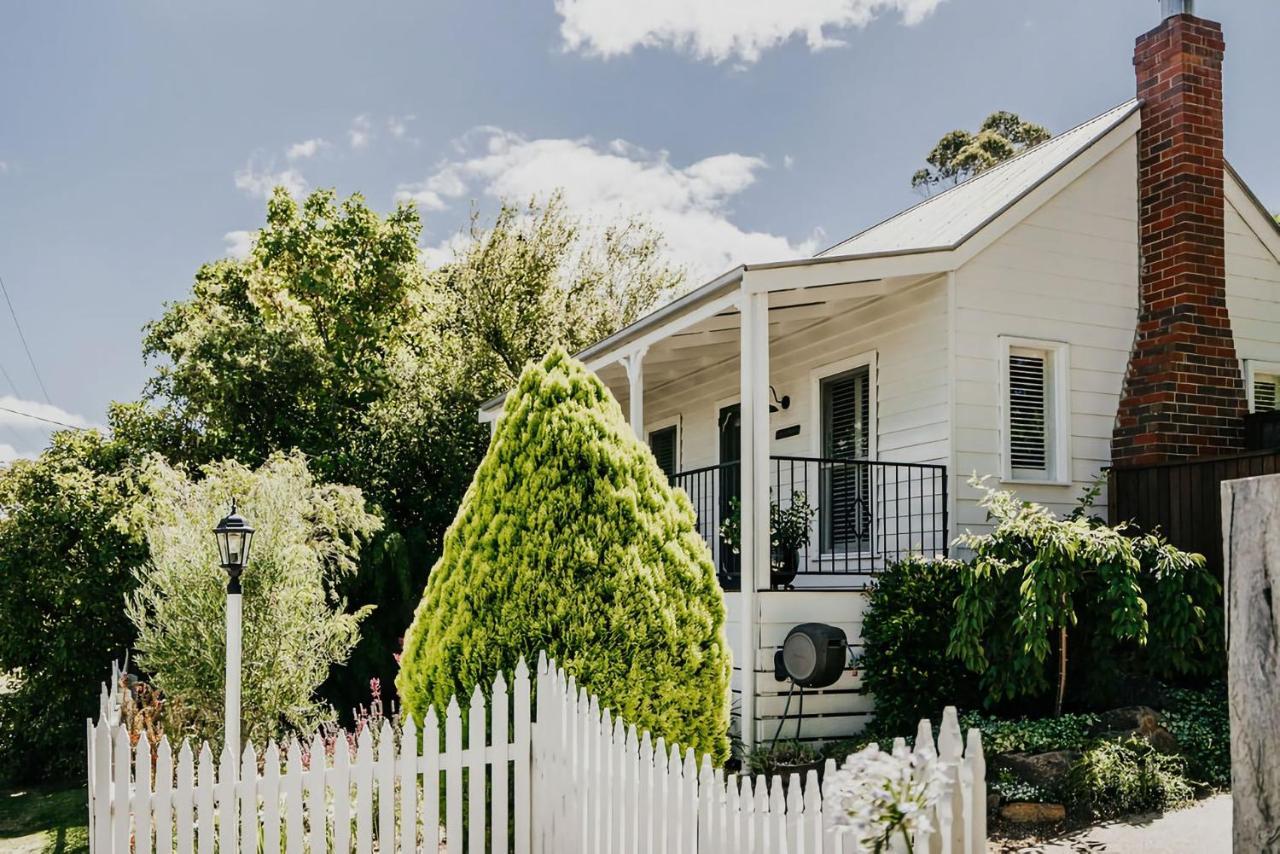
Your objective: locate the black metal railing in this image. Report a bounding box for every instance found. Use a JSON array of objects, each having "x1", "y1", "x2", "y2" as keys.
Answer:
[{"x1": 672, "y1": 457, "x2": 948, "y2": 590}]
